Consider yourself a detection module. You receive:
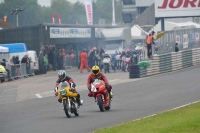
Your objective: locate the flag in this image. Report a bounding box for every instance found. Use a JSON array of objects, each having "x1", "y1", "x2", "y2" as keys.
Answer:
[
  {"x1": 58, "y1": 14, "x2": 61, "y2": 24},
  {"x1": 4, "y1": 16, "x2": 7, "y2": 22},
  {"x1": 76, "y1": 20, "x2": 78, "y2": 25},
  {"x1": 84, "y1": 0, "x2": 93, "y2": 25},
  {"x1": 52, "y1": 13, "x2": 55, "y2": 24},
  {"x1": 112, "y1": 0, "x2": 116, "y2": 26}
]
